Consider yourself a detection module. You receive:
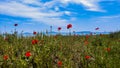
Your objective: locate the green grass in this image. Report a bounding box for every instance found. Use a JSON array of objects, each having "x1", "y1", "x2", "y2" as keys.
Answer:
[{"x1": 0, "y1": 32, "x2": 120, "y2": 68}]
